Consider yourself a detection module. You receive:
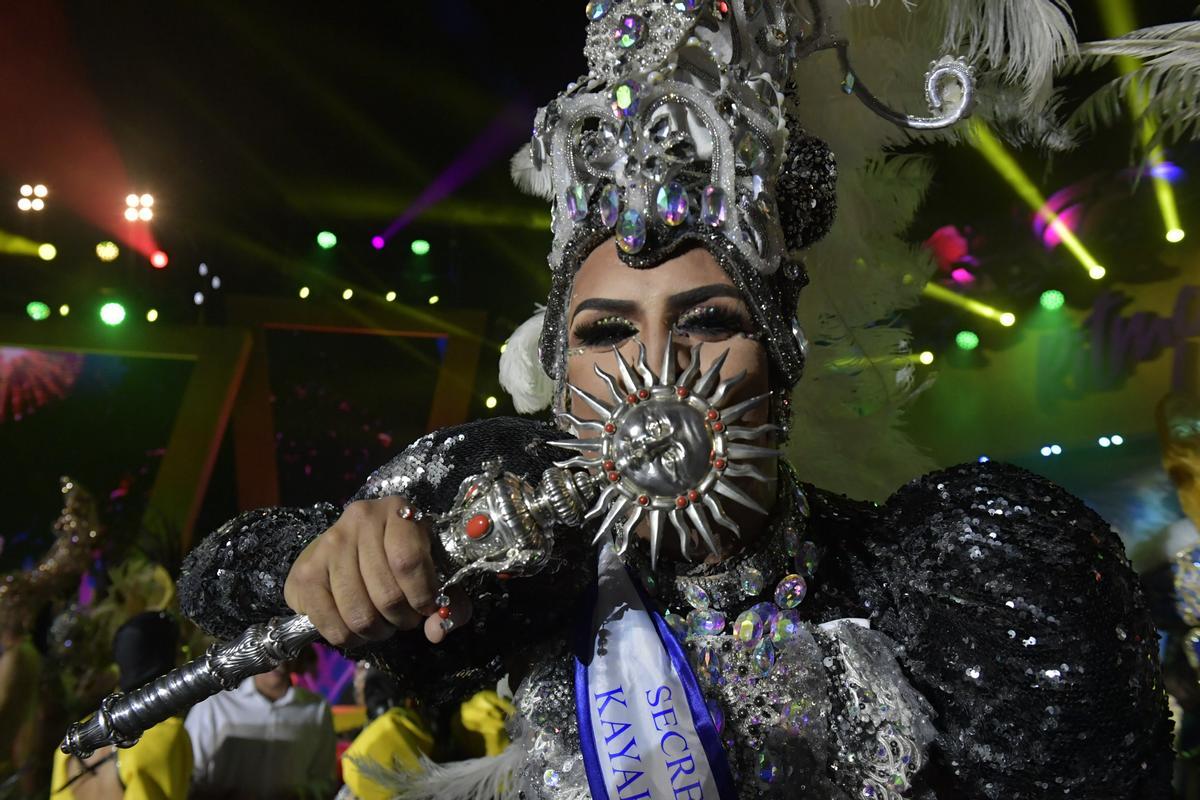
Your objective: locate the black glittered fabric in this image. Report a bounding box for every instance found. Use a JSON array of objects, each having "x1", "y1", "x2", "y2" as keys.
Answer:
[{"x1": 179, "y1": 419, "x2": 1172, "y2": 797}]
